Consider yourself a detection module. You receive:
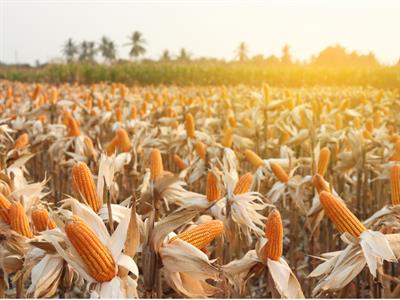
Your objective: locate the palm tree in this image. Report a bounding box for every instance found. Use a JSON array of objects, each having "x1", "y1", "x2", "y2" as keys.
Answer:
[
  {"x1": 177, "y1": 48, "x2": 191, "y2": 62},
  {"x1": 235, "y1": 42, "x2": 248, "y2": 62},
  {"x1": 126, "y1": 31, "x2": 146, "y2": 60},
  {"x1": 62, "y1": 38, "x2": 78, "y2": 63},
  {"x1": 160, "y1": 50, "x2": 171, "y2": 62},
  {"x1": 98, "y1": 36, "x2": 117, "y2": 63},
  {"x1": 79, "y1": 41, "x2": 97, "y2": 62}
]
